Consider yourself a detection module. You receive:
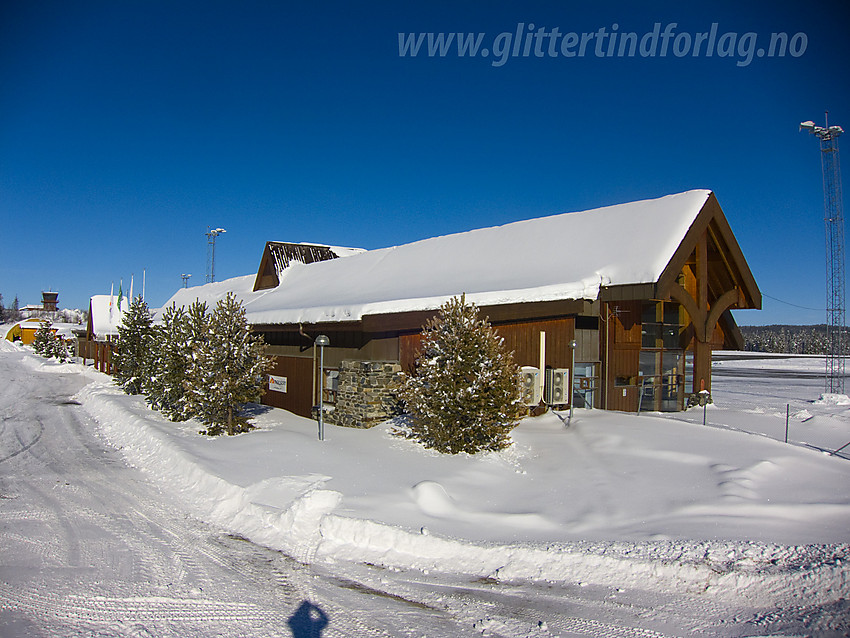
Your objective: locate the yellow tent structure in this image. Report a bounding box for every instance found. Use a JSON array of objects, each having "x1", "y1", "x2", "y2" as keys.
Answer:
[{"x1": 4, "y1": 318, "x2": 52, "y2": 345}]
